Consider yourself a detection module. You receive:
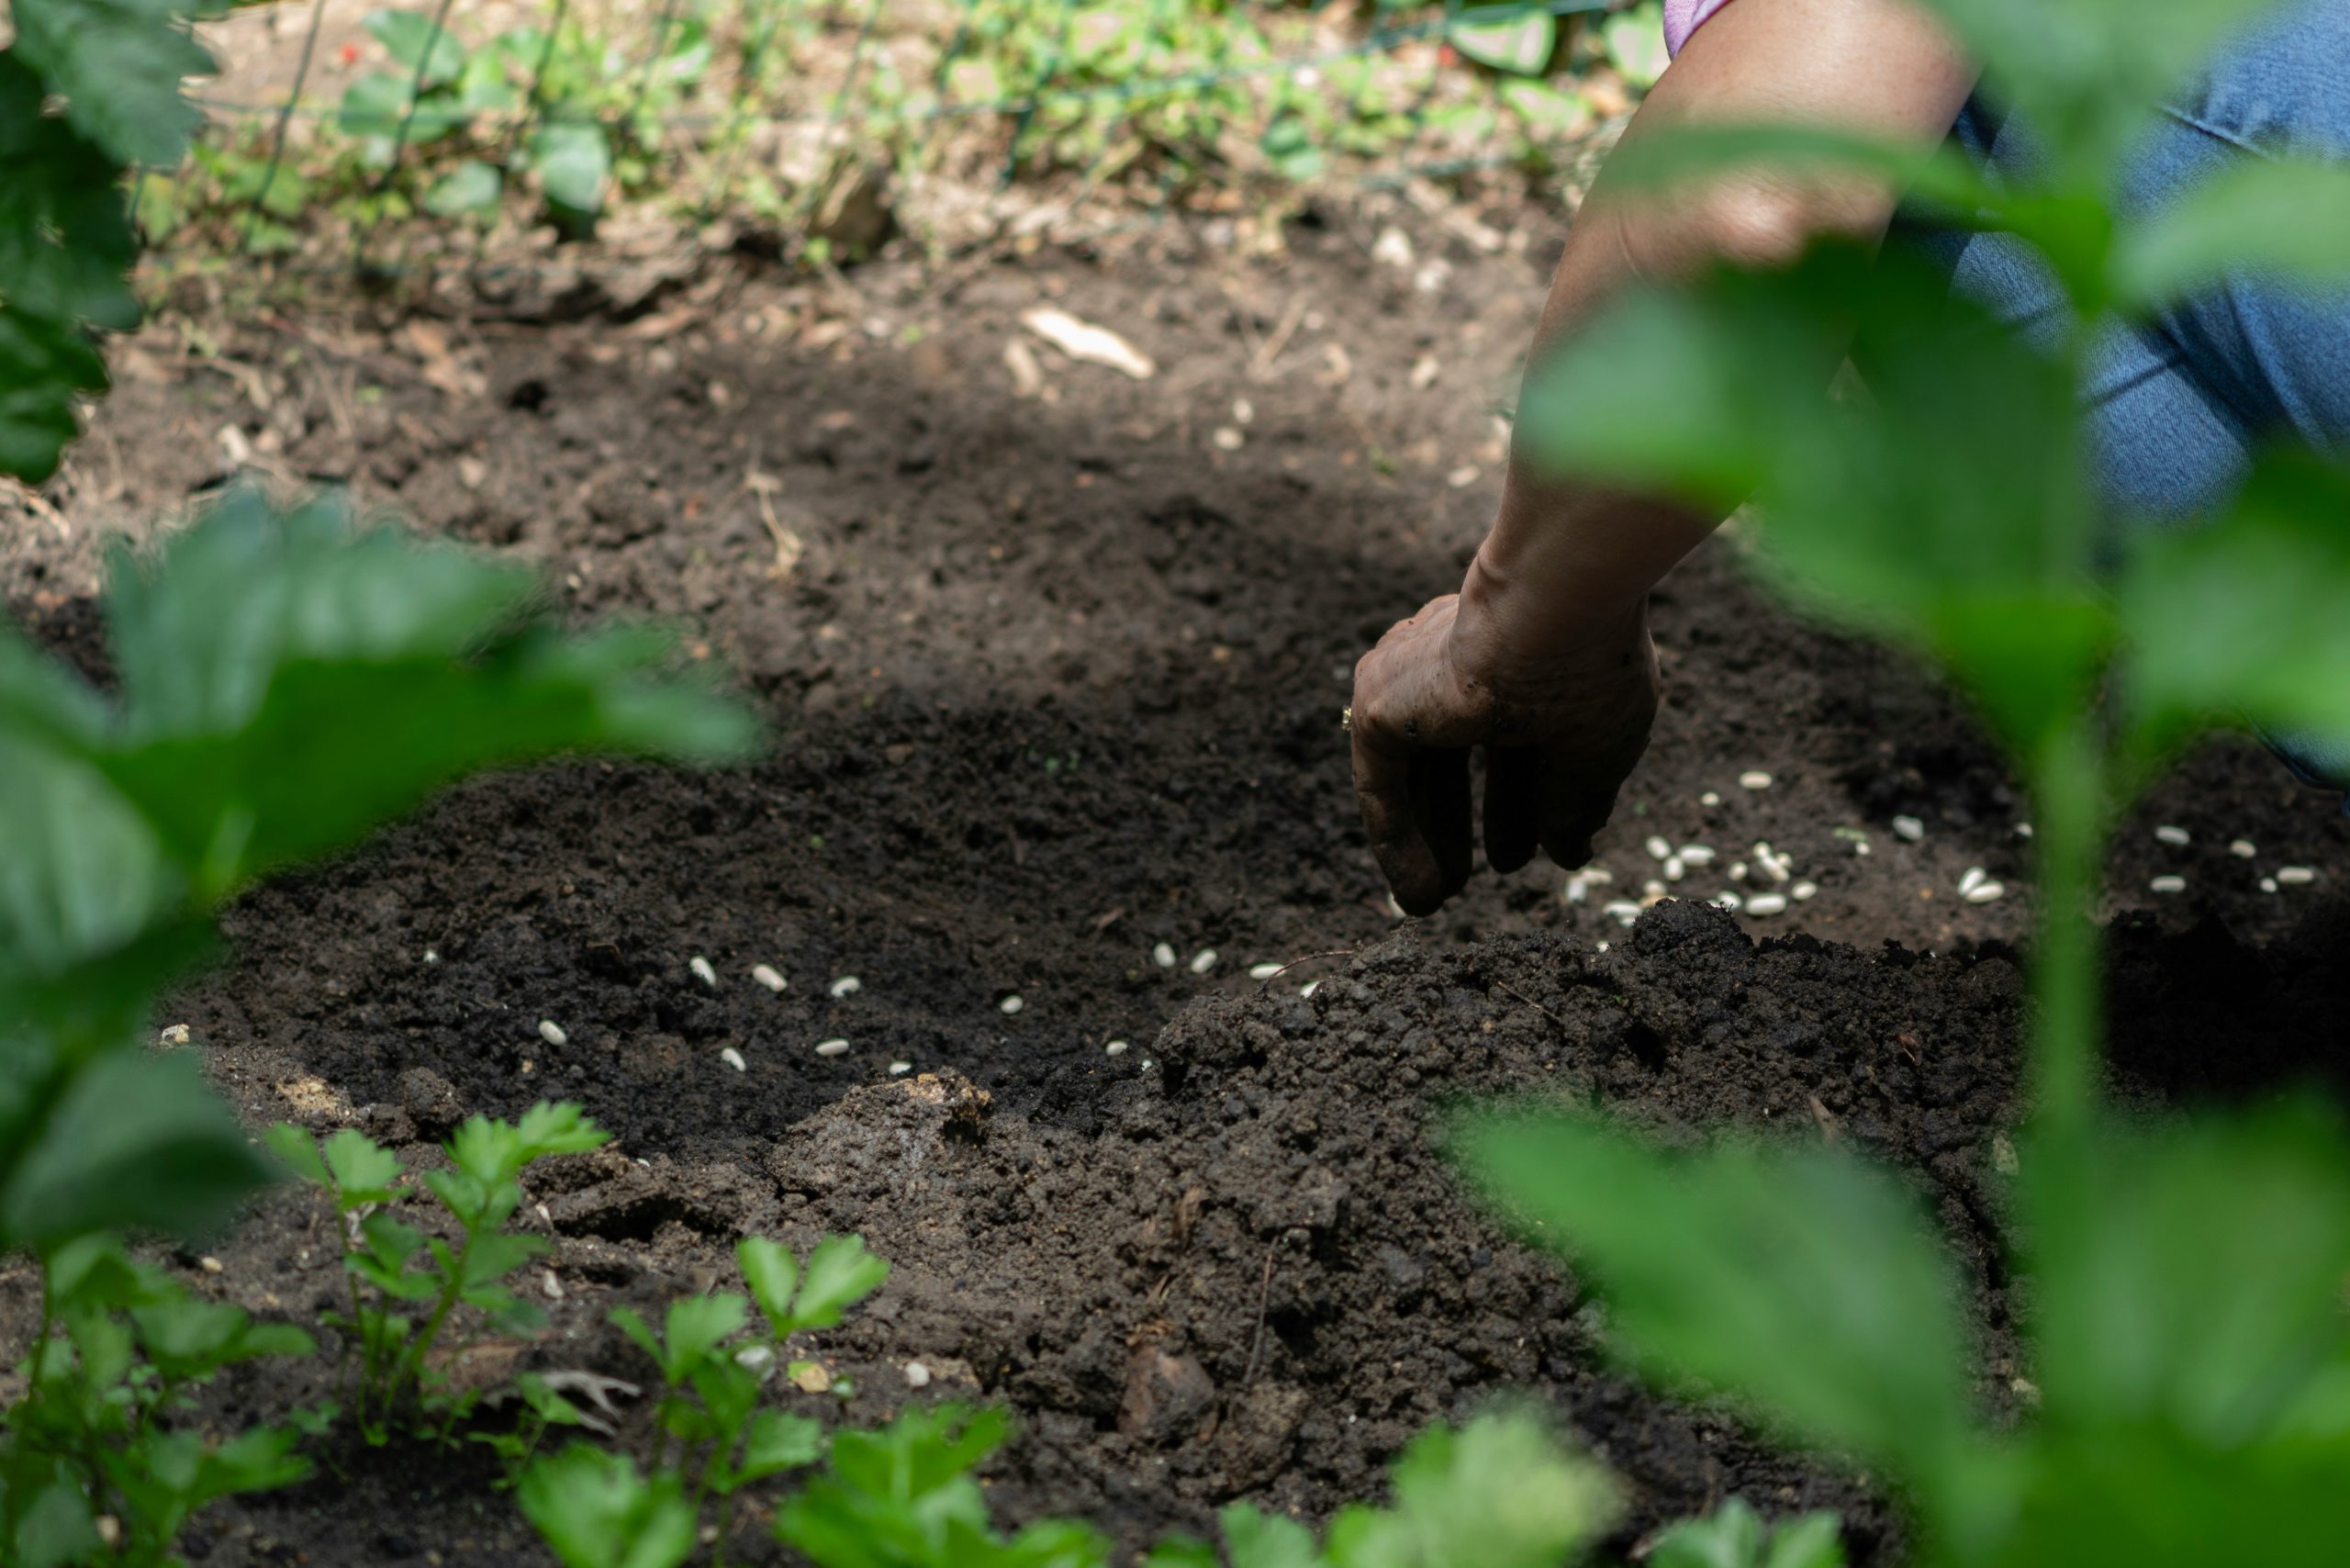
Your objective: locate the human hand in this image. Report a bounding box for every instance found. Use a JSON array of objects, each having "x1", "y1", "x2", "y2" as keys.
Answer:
[{"x1": 1348, "y1": 590, "x2": 1658, "y2": 915}]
